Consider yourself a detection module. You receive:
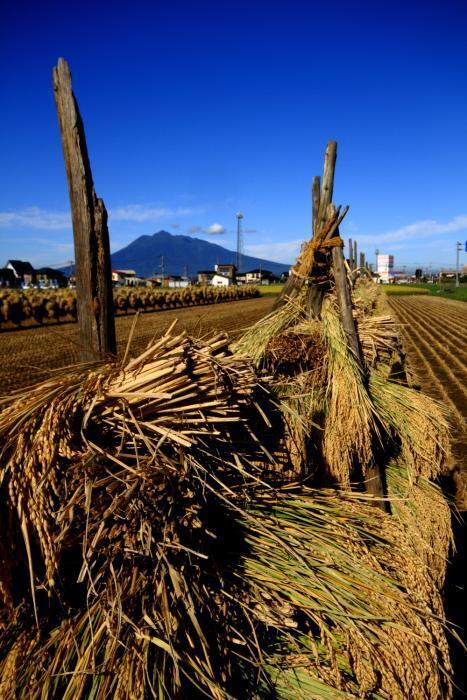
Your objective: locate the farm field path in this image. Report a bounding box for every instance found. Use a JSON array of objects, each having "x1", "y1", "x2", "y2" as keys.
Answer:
[
  {"x1": 0, "y1": 296, "x2": 275, "y2": 394},
  {"x1": 387, "y1": 296, "x2": 467, "y2": 477}
]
